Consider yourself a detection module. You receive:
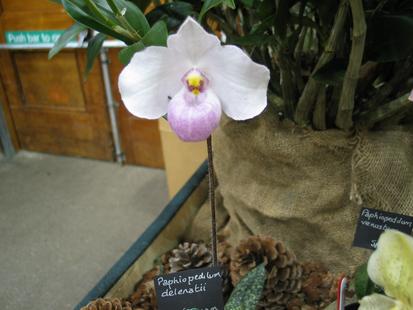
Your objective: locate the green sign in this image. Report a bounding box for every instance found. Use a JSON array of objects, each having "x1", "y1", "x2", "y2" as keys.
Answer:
[{"x1": 5, "y1": 30, "x2": 66, "y2": 45}]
